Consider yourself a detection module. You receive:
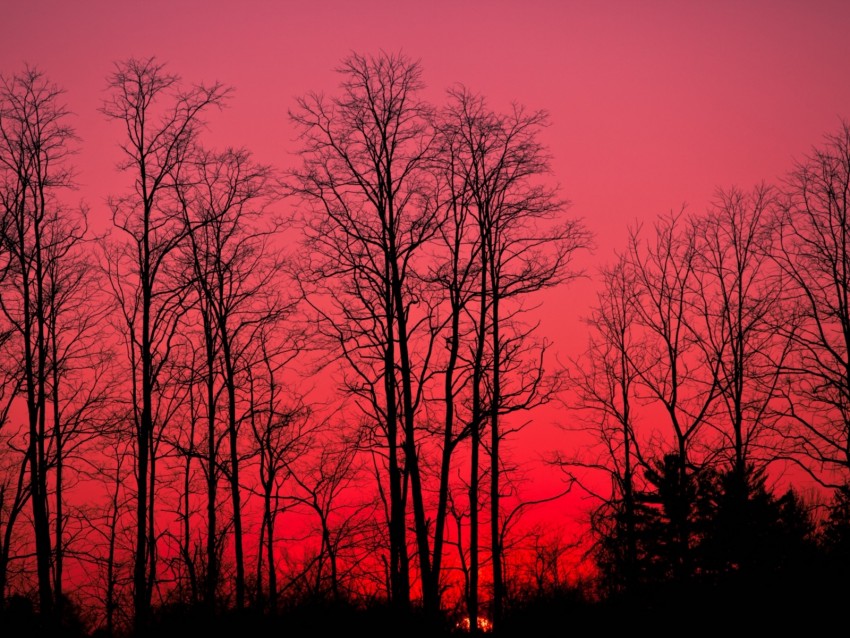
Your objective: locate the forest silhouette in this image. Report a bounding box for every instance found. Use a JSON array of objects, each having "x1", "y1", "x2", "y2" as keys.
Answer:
[{"x1": 0, "y1": 51, "x2": 848, "y2": 637}]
